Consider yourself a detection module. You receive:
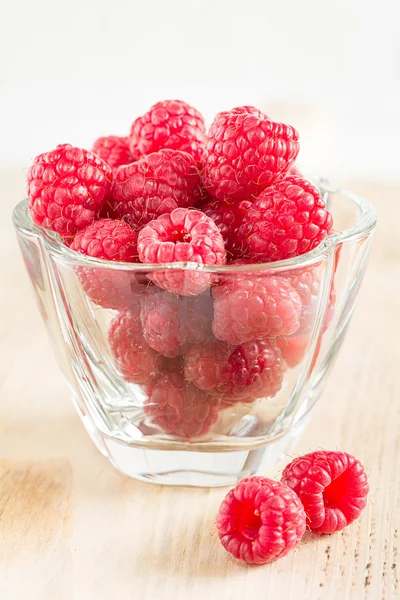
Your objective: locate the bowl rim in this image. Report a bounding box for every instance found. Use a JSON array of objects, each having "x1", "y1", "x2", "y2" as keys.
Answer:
[{"x1": 13, "y1": 177, "x2": 377, "y2": 273}]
